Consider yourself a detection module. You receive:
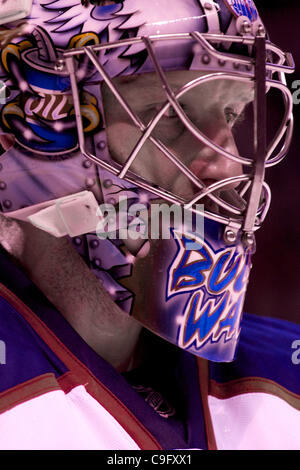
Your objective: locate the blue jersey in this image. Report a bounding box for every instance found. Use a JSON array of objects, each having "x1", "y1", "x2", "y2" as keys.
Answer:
[{"x1": 0, "y1": 247, "x2": 299, "y2": 450}]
